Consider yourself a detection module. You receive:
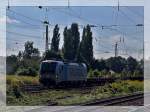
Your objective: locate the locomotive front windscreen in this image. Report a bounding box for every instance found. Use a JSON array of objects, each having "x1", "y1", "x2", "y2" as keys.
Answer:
[{"x1": 40, "y1": 62, "x2": 57, "y2": 74}]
